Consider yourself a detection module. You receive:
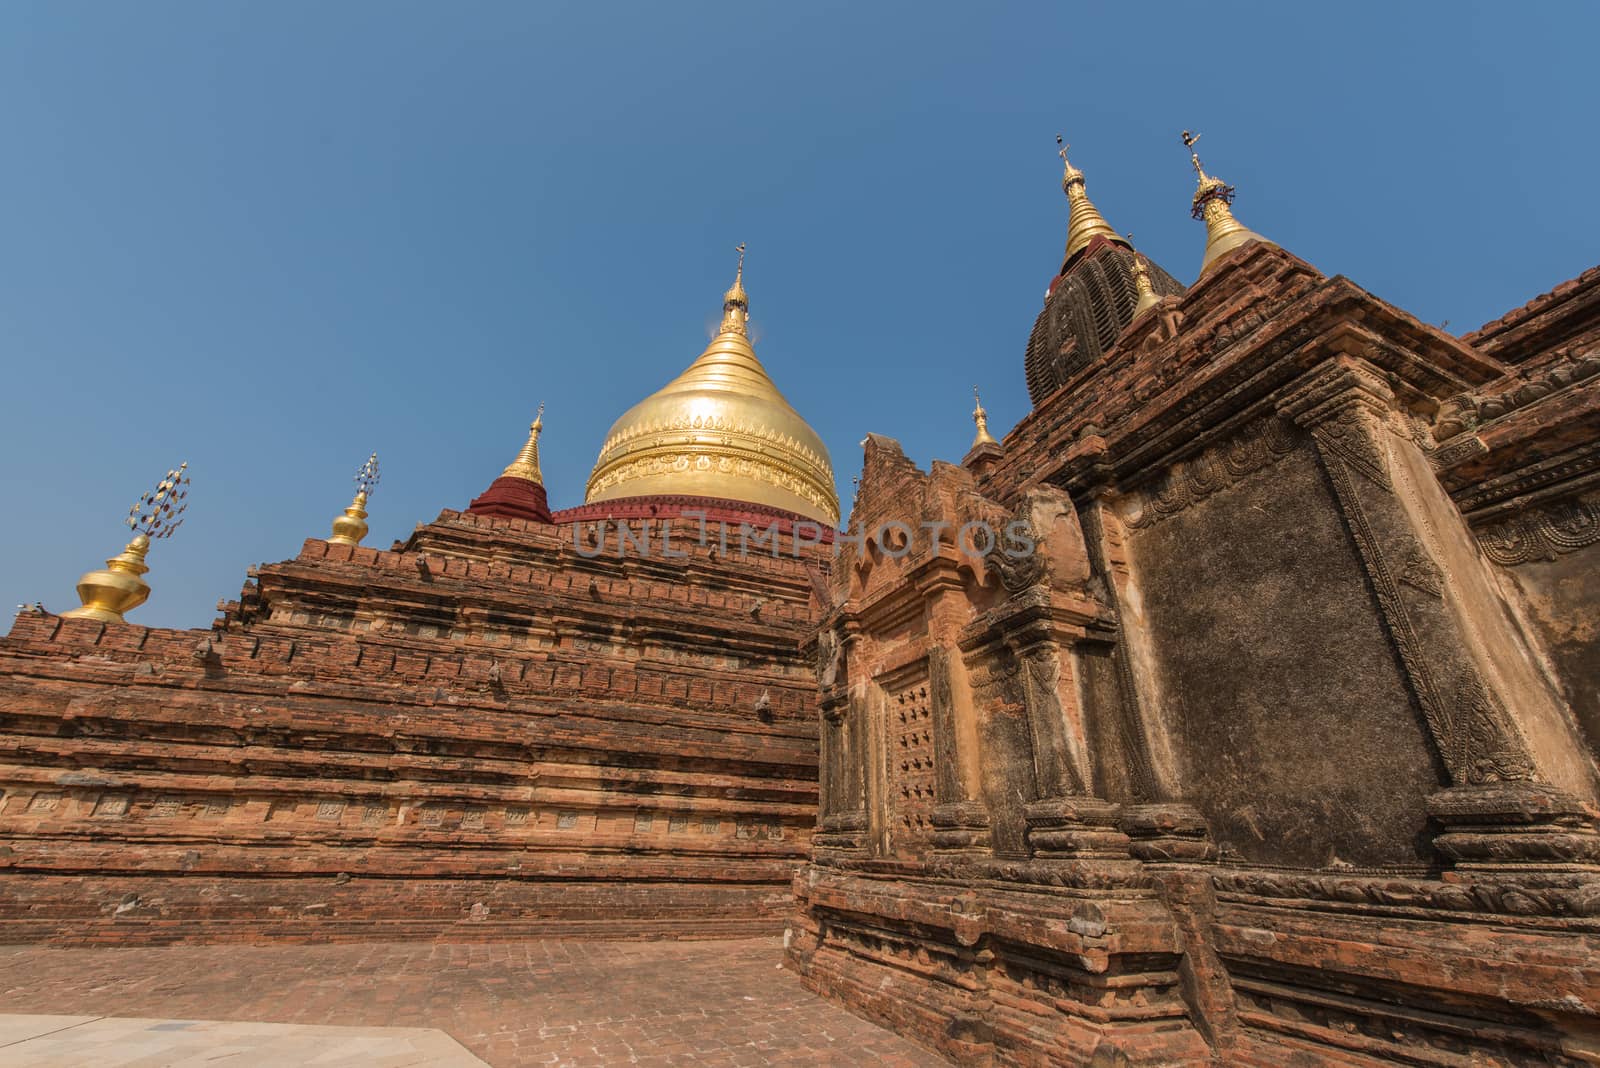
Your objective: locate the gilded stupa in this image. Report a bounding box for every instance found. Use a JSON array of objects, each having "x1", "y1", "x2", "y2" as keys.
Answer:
[
  {"x1": 585, "y1": 249, "x2": 840, "y2": 526},
  {"x1": 1183, "y1": 129, "x2": 1275, "y2": 276}
]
